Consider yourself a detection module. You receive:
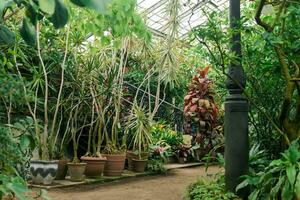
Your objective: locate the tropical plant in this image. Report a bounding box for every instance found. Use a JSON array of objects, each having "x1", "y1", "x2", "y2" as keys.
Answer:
[
  {"x1": 126, "y1": 103, "x2": 152, "y2": 159},
  {"x1": 184, "y1": 67, "x2": 219, "y2": 157},
  {"x1": 151, "y1": 122, "x2": 183, "y2": 148},
  {"x1": 0, "y1": 0, "x2": 120, "y2": 45},
  {"x1": 149, "y1": 141, "x2": 172, "y2": 161},
  {"x1": 146, "y1": 159, "x2": 166, "y2": 174},
  {"x1": 0, "y1": 124, "x2": 34, "y2": 199},
  {"x1": 189, "y1": 1, "x2": 300, "y2": 157},
  {"x1": 186, "y1": 174, "x2": 239, "y2": 200},
  {"x1": 237, "y1": 140, "x2": 300, "y2": 200}
]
